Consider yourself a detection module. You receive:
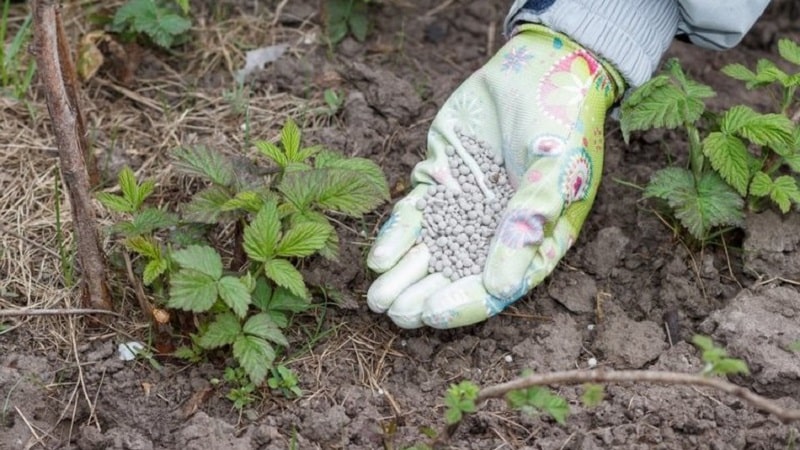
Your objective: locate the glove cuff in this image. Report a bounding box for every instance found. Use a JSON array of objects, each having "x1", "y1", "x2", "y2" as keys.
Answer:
[{"x1": 504, "y1": 0, "x2": 680, "y2": 88}]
